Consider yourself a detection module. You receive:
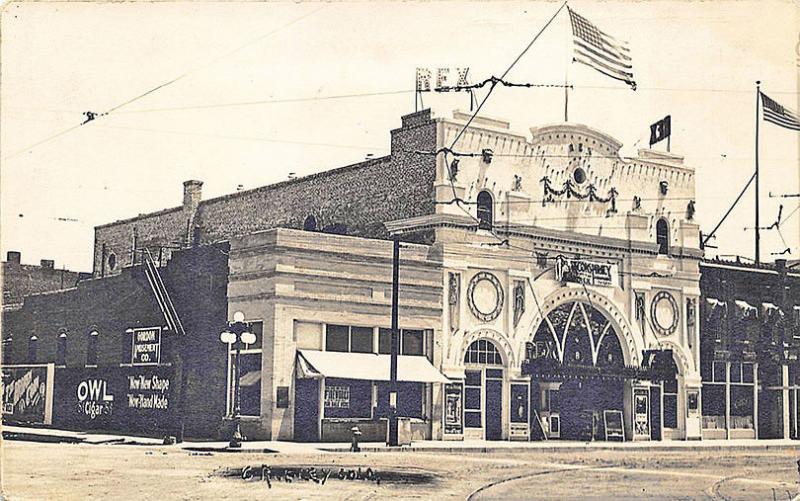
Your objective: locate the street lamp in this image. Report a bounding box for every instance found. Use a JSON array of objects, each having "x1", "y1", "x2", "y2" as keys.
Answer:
[{"x1": 220, "y1": 311, "x2": 256, "y2": 448}]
